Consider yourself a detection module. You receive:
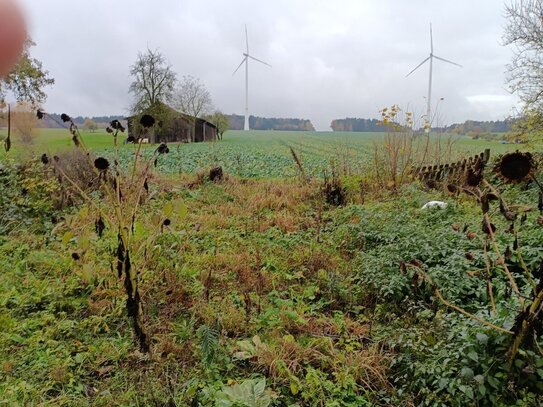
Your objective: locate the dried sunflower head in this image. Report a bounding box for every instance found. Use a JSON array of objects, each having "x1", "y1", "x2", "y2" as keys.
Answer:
[
  {"x1": 446, "y1": 183, "x2": 458, "y2": 194},
  {"x1": 156, "y1": 143, "x2": 169, "y2": 155},
  {"x1": 110, "y1": 120, "x2": 125, "y2": 132},
  {"x1": 94, "y1": 157, "x2": 110, "y2": 171},
  {"x1": 494, "y1": 151, "x2": 535, "y2": 183},
  {"x1": 140, "y1": 114, "x2": 155, "y2": 128},
  {"x1": 465, "y1": 162, "x2": 484, "y2": 187}
]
